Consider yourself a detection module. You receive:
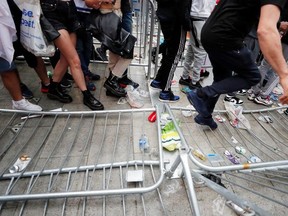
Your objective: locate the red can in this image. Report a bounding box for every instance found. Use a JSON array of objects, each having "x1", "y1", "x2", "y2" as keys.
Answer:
[{"x1": 148, "y1": 111, "x2": 157, "y2": 122}]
